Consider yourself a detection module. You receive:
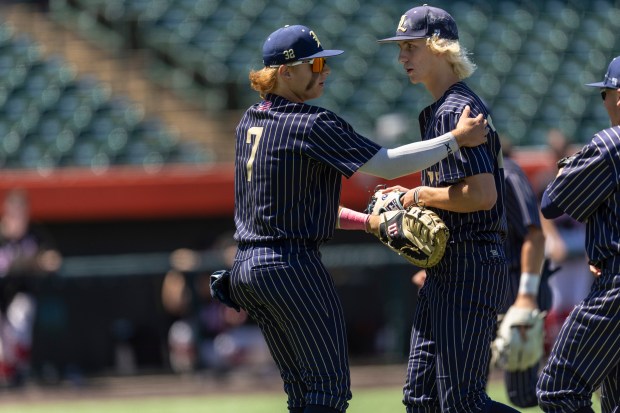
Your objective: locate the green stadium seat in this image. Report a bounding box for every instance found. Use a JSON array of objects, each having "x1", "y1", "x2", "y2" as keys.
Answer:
[
  {"x1": 17, "y1": 140, "x2": 48, "y2": 169},
  {"x1": 0, "y1": 21, "x2": 14, "y2": 47},
  {"x1": 0, "y1": 127, "x2": 21, "y2": 158},
  {"x1": 332, "y1": 0, "x2": 362, "y2": 15},
  {"x1": 0, "y1": 53, "x2": 28, "y2": 90},
  {"x1": 72, "y1": 0, "x2": 106, "y2": 13},
  {"x1": 68, "y1": 137, "x2": 100, "y2": 167},
  {"x1": 168, "y1": 141, "x2": 215, "y2": 164},
  {"x1": 104, "y1": 127, "x2": 129, "y2": 155},
  {"x1": 180, "y1": 0, "x2": 220, "y2": 19},
  {"x1": 283, "y1": 0, "x2": 314, "y2": 17}
]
